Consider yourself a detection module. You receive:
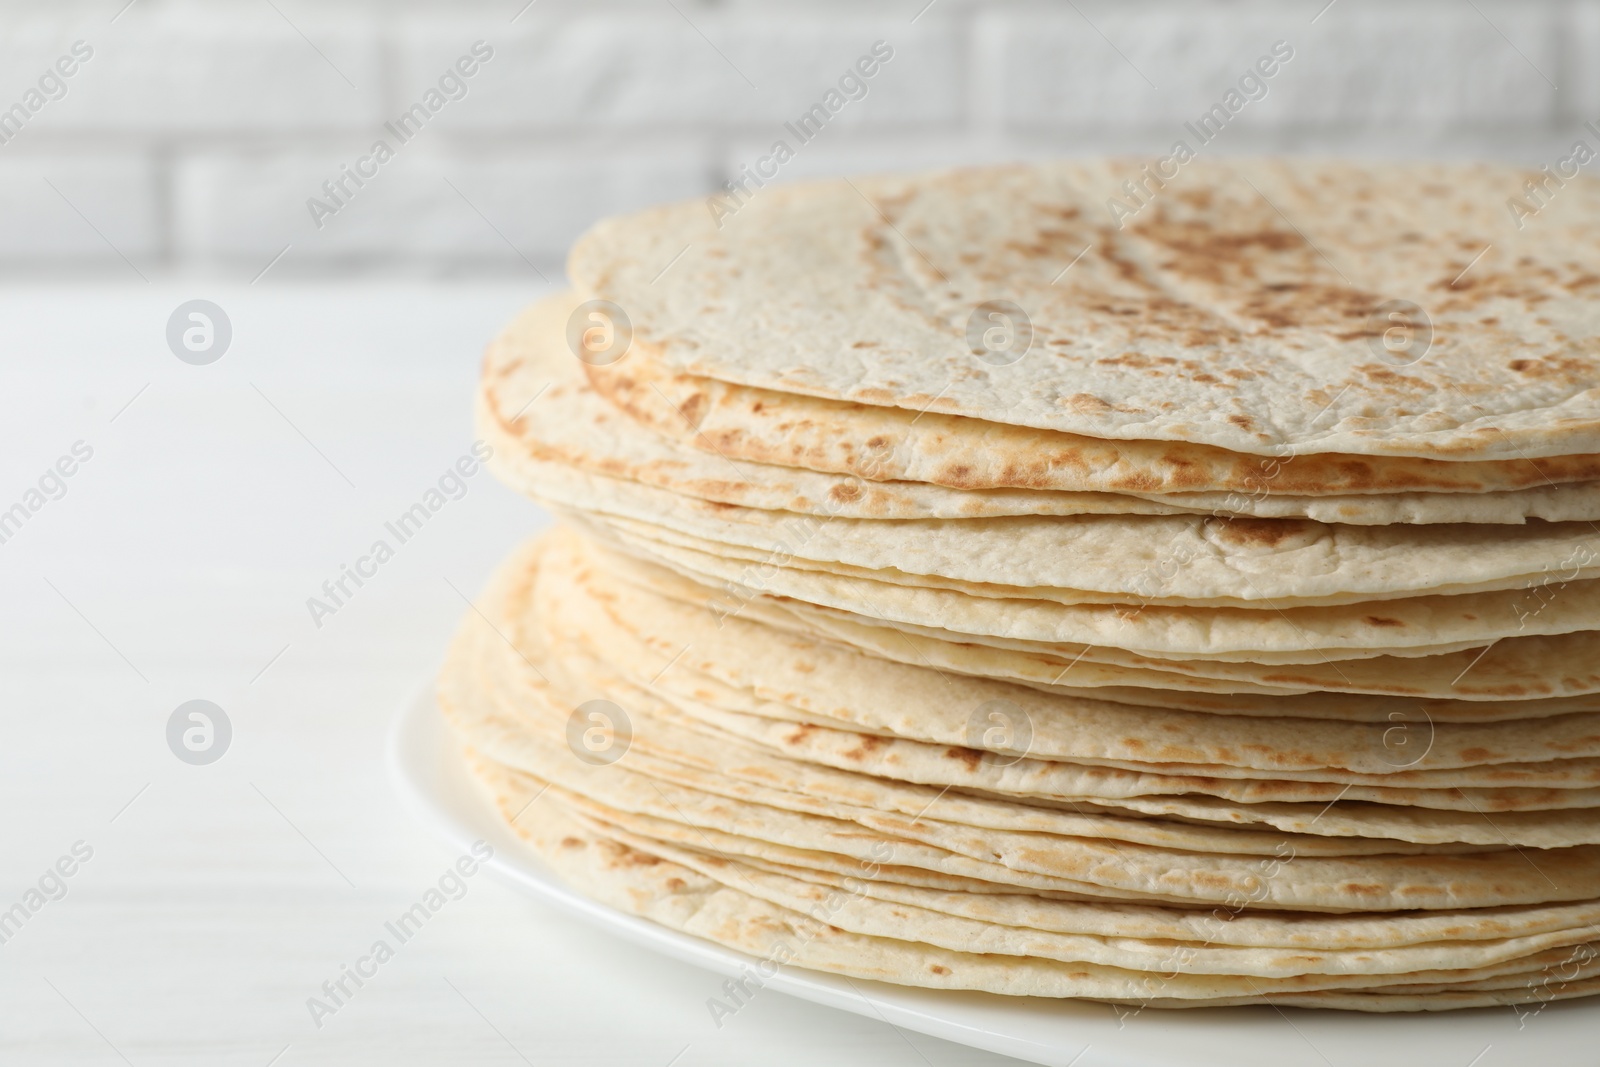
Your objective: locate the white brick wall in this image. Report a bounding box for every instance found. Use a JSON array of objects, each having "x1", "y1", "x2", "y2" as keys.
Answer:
[{"x1": 0, "y1": 0, "x2": 1591, "y2": 278}]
